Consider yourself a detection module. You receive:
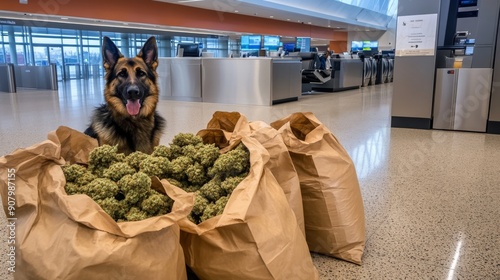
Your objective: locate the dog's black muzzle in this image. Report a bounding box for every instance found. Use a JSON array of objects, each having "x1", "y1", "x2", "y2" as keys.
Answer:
[{"x1": 124, "y1": 85, "x2": 142, "y2": 101}]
